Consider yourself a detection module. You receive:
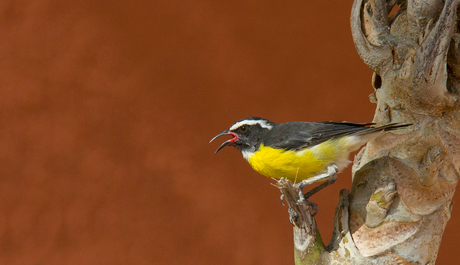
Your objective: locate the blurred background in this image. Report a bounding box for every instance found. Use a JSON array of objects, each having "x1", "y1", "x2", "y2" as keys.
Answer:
[{"x1": 0, "y1": 0, "x2": 458, "y2": 264}]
